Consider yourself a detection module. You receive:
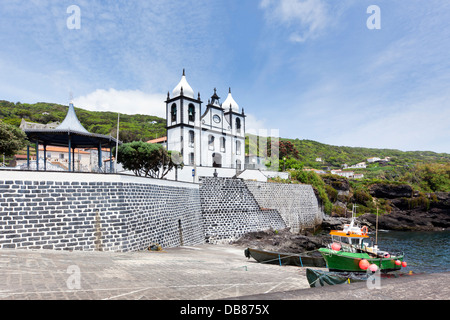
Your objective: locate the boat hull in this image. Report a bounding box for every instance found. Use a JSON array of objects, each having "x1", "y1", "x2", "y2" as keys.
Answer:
[
  {"x1": 318, "y1": 248, "x2": 403, "y2": 273},
  {"x1": 245, "y1": 248, "x2": 326, "y2": 268}
]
